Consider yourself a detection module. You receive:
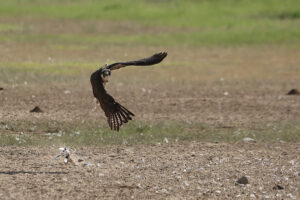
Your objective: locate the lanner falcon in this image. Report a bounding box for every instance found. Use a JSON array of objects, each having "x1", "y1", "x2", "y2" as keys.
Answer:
[{"x1": 90, "y1": 52, "x2": 167, "y2": 131}]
